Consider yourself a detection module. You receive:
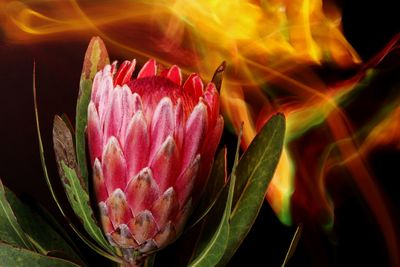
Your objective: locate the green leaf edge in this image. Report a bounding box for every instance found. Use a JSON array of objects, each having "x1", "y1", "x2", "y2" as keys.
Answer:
[
  {"x1": 3, "y1": 186, "x2": 83, "y2": 264},
  {"x1": 188, "y1": 126, "x2": 243, "y2": 267},
  {"x1": 75, "y1": 78, "x2": 92, "y2": 188},
  {"x1": 0, "y1": 180, "x2": 33, "y2": 250},
  {"x1": 0, "y1": 242, "x2": 80, "y2": 267},
  {"x1": 187, "y1": 147, "x2": 227, "y2": 229},
  {"x1": 33, "y1": 64, "x2": 120, "y2": 263},
  {"x1": 60, "y1": 162, "x2": 115, "y2": 254},
  {"x1": 219, "y1": 114, "x2": 286, "y2": 266}
]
